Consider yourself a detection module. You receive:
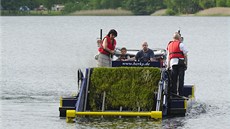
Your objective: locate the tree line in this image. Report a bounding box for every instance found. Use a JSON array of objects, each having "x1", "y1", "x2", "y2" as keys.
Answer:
[{"x1": 1, "y1": 0, "x2": 230, "y2": 15}]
